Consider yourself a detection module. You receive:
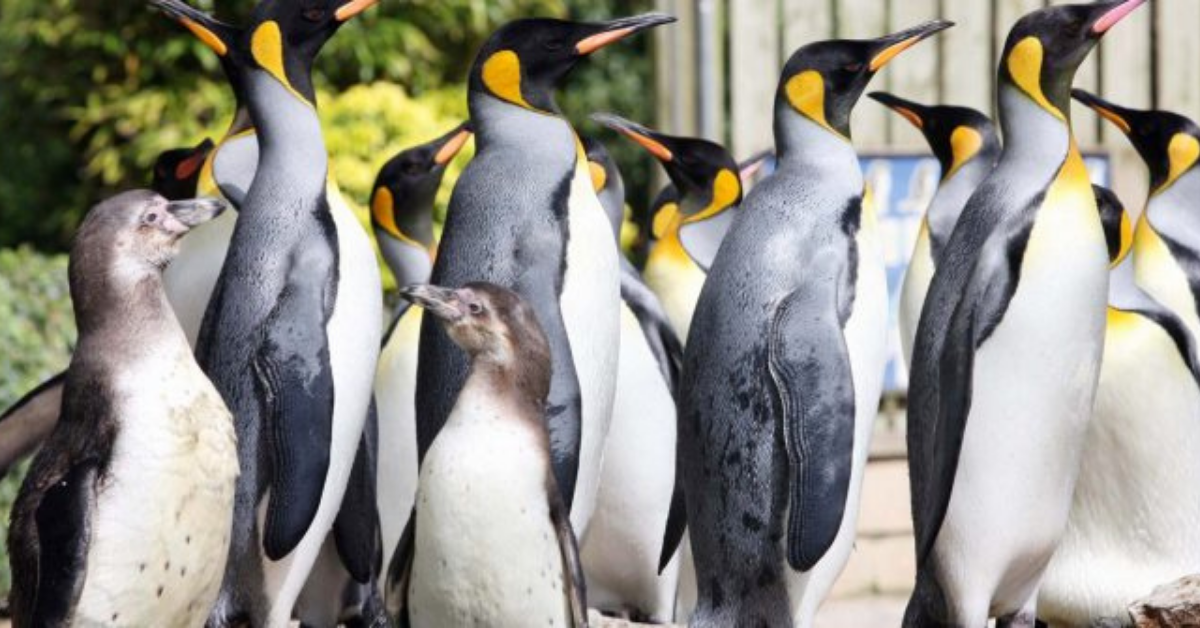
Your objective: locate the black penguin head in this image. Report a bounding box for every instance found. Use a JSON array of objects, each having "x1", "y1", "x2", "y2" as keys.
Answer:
[
  {"x1": 868, "y1": 92, "x2": 1000, "y2": 180},
  {"x1": 593, "y1": 112, "x2": 742, "y2": 223},
  {"x1": 370, "y1": 122, "x2": 473, "y2": 252},
  {"x1": 1073, "y1": 90, "x2": 1200, "y2": 194},
  {"x1": 777, "y1": 20, "x2": 952, "y2": 141},
  {"x1": 152, "y1": 138, "x2": 215, "y2": 201},
  {"x1": 998, "y1": 0, "x2": 1145, "y2": 121},
  {"x1": 401, "y1": 283, "x2": 551, "y2": 391},
  {"x1": 152, "y1": 0, "x2": 379, "y2": 107},
  {"x1": 1092, "y1": 184, "x2": 1132, "y2": 265},
  {"x1": 469, "y1": 13, "x2": 675, "y2": 114},
  {"x1": 74, "y1": 191, "x2": 227, "y2": 274}
]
